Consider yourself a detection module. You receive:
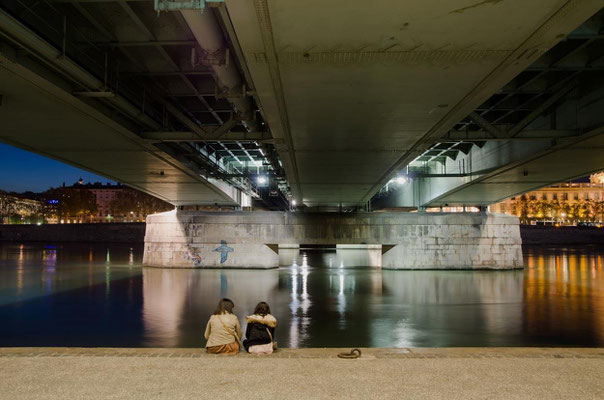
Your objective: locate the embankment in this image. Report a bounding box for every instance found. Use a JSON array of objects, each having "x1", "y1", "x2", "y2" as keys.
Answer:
[
  {"x1": 0, "y1": 223, "x2": 145, "y2": 243},
  {"x1": 1, "y1": 222, "x2": 602, "y2": 246},
  {"x1": 520, "y1": 225, "x2": 604, "y2": 245}
]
